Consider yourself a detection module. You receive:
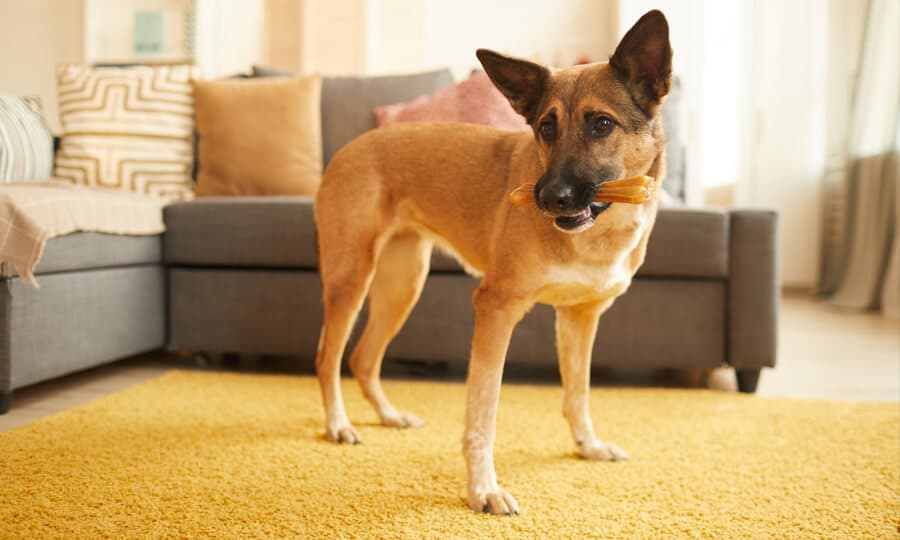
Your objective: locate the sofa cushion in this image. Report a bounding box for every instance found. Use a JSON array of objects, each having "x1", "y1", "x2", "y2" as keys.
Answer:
[
  {"x1": 165, "y1": 197, "x2": 464, "y2": 271},
  {"x1": 164, "y1": 197, "x2": 318, "y2": 268},
  {"x1": 7, "y1": 232, "x2": 162, "y2": 276},
  {"x1": 165, "y1": 198, "x2": 728, "y2": 279}
]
